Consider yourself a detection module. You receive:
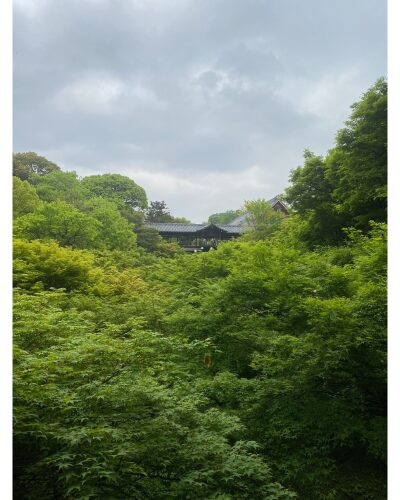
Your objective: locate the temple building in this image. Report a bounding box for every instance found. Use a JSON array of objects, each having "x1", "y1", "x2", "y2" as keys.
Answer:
[
  {"x1": 145, "y1": 196, "x2": 288, "y2": 252},
  {"x1": 145, "y1": 221, "x2": 245, "y2": 252}
]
